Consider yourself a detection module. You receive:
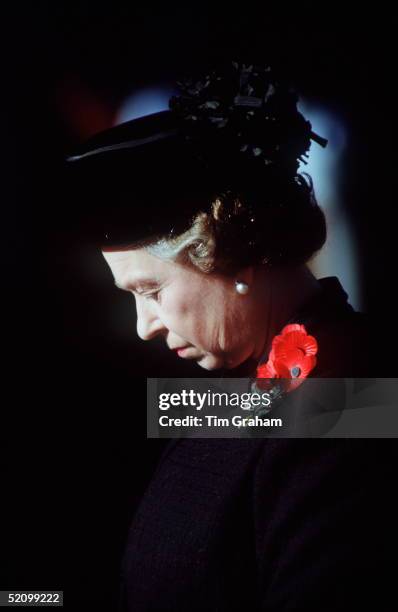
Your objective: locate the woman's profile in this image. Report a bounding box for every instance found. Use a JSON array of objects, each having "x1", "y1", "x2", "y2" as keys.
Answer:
[{"x1": 67, "y1": 60, "x2": 395, "y2": 611}]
